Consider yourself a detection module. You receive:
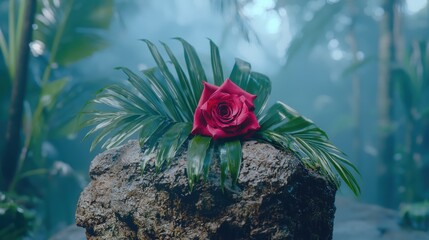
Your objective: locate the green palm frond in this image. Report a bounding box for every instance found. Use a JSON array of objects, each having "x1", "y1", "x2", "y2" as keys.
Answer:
[
  {"x1": 82, "y1": 39, "x2": 360, "y2": 195},
  {"x1": 82, "y1": 39, "x2": 206, "y2": 173},
  {"x1": 257, "y1": 102, "x2": 360, "y2": 196}
]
